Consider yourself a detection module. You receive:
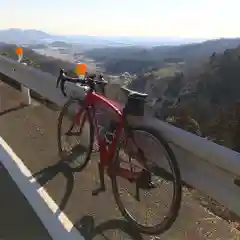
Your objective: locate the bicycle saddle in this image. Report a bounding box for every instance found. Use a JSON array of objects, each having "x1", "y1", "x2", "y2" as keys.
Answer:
[{"x1": 120, "y1": 86, "x2": 148, "y2": 99}]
